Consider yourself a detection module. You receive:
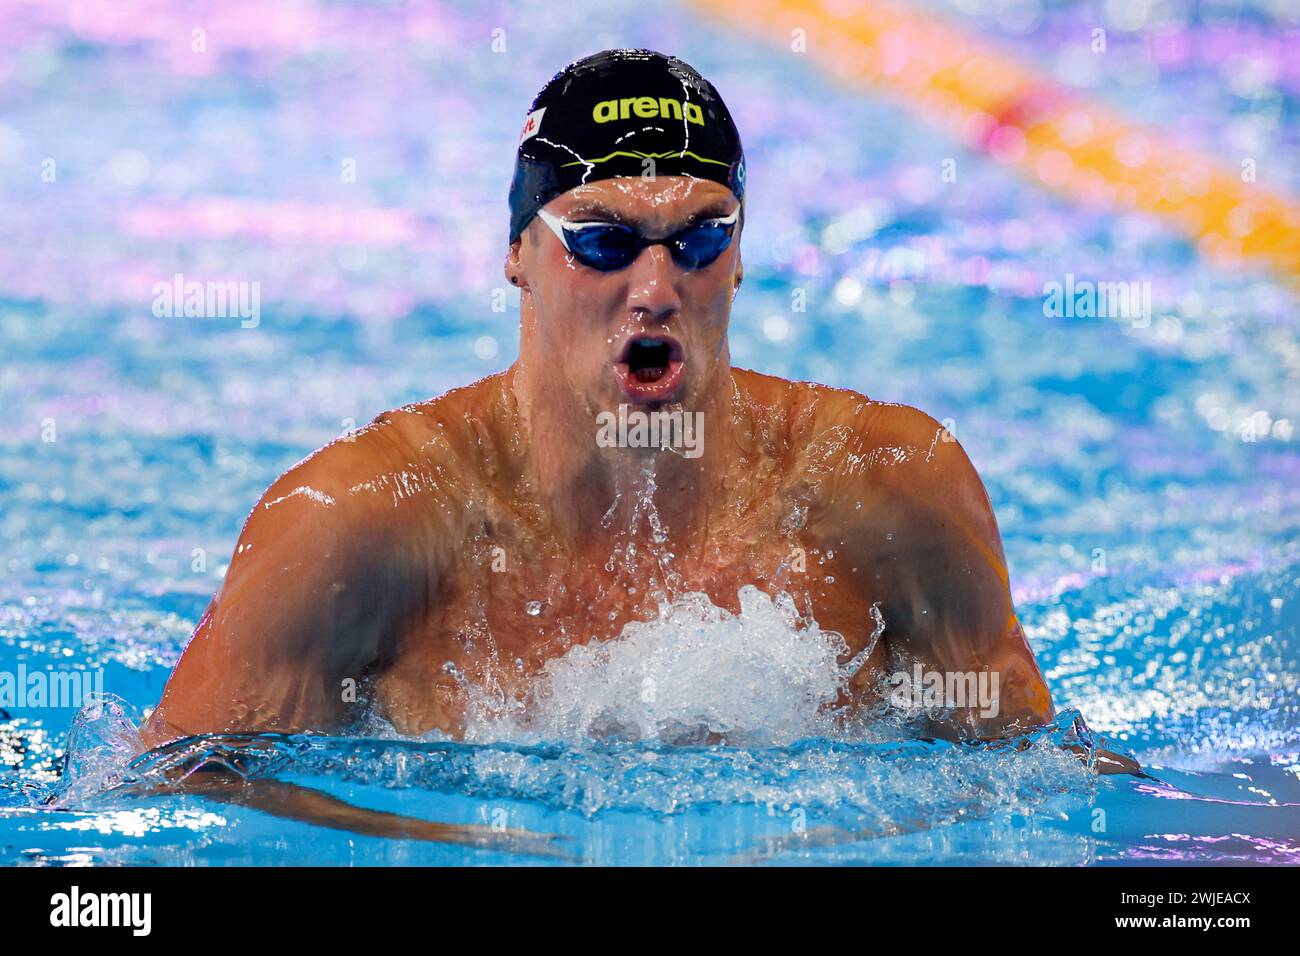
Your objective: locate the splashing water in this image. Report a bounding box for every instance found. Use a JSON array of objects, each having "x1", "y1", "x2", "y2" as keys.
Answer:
[
  {"x1": 461, "y1": 586, "x2": 866, "y2": 747},
  {"x1": 33, "y1": 586, "x2": 1105, "y2": 851},
  {"x1": 43, "y1": 692, "x2": 1102, "y2": 847},
  {"x1": 15, "y1": 568, "x2": 1294, "y2": 864}
]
